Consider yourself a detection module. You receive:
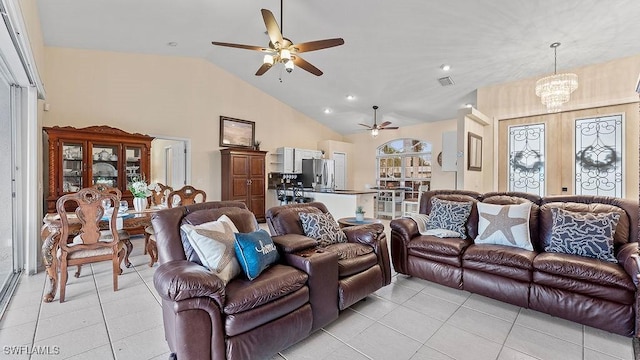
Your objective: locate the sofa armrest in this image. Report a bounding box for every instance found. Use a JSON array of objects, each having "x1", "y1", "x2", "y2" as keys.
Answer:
[
  {"x1": 342, "y1": 223, "x2": 385, "y2": 246},
  {"x1": 342, "y1": 223, "x2": 392, "y2": 286},
  {"x1": 282, "y1": 249, "x2": 339, "y2": 331},
  {"x1": 617, "y1": 243, "x2": 640, "y2": 286},
  {"x1": 390, "y1": 218, "x2": 419, "y2": 275},
  {"x1": 153, "y1": 260, "x2": 226, "y2": 308},
  {"x1": 272, "y1": 234, "x2": 317, "y2": 253}
]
